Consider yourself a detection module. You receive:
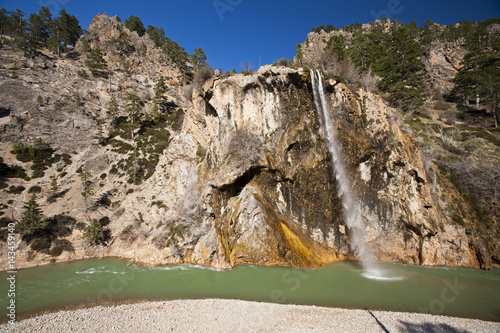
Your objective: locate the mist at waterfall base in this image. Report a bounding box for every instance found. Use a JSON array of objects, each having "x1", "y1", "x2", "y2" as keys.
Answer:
[{"x1": 310, "y1": 70, "x2": 402, "y2": 282}]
